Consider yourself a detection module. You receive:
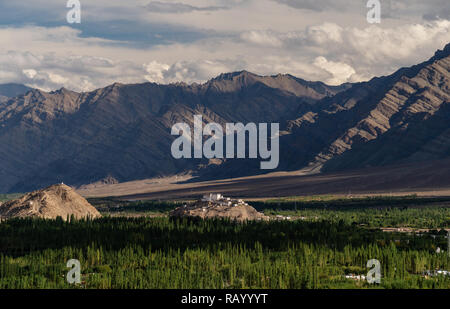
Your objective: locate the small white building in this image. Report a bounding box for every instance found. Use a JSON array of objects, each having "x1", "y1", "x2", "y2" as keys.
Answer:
[
  {"x1": 202, "y1": 193, "x2": 223, "y2": 202},
  {"x1": 345, "y1": 274, "x2": 366, "y2": 281}
]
